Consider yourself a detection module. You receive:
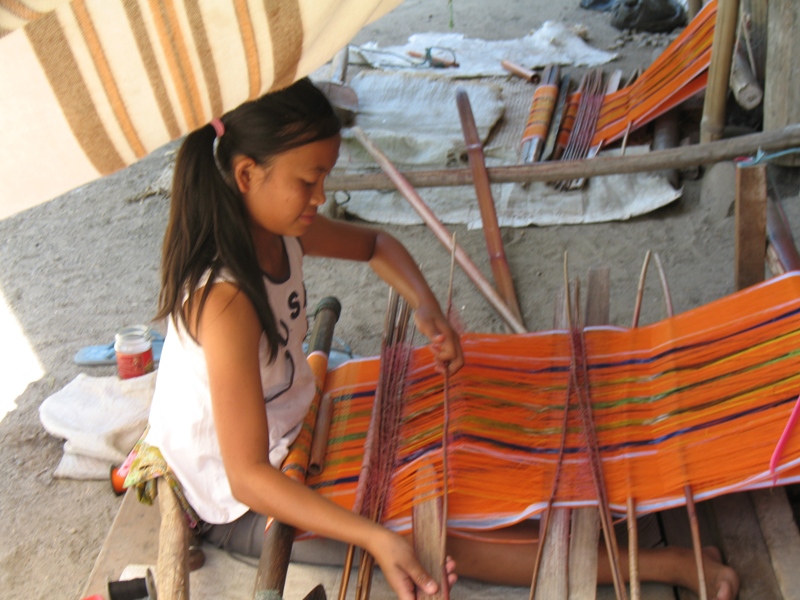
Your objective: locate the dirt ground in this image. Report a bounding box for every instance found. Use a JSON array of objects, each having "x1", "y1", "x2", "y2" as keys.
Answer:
[{"x1": 1, "y1": 1, "x2": 798, "y2": 599}]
